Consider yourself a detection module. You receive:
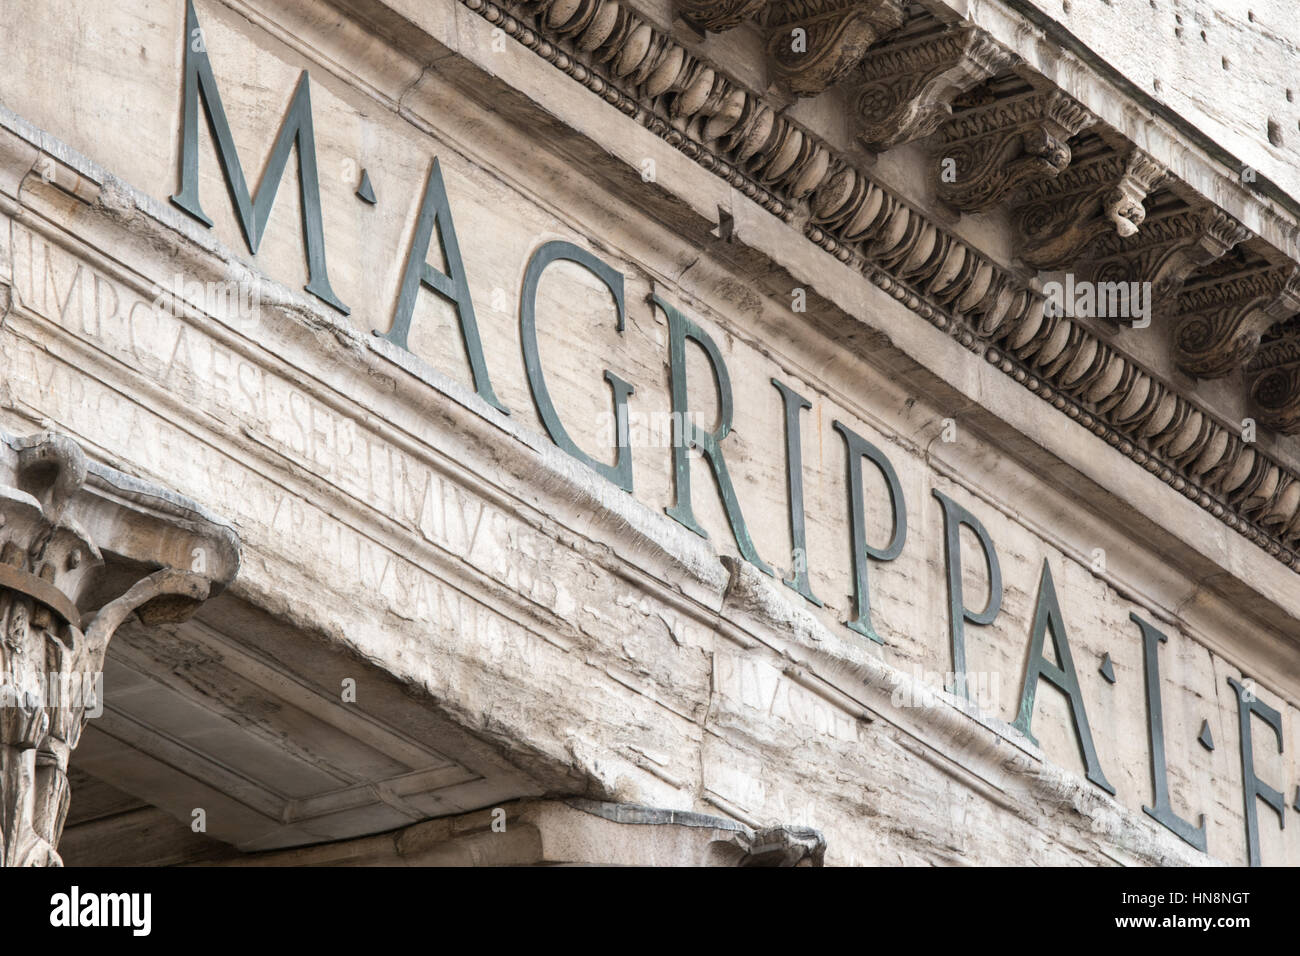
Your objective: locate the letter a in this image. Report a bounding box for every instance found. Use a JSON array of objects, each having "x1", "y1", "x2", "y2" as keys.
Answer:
[
  {"x1": 1014, "y1": 560, "x2": 1115, "y2": 795},
  {"x1": 378, "y1": 158, "x2": 508, "y2": 413}
]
